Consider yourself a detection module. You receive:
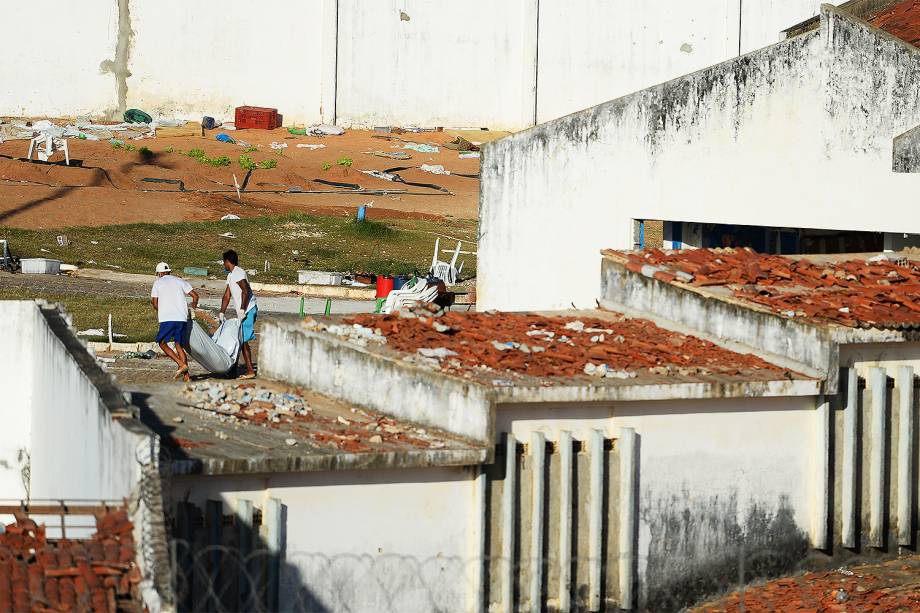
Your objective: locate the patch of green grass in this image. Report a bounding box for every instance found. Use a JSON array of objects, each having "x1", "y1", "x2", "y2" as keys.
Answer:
[
  {"x1": 337, "y1": 157, "x2": 353, "y2": 167},
  {"x1": 321, "y1": 161, "x2": 332, "y2": 171},
  {"x1": 0, "y1": 214, "x2": 478, "y2": 283},
  {"x1": 187, "y1": 148, "x2": 206, "y2": 161},
  {"x1": 242, "y1": 145, "x2": 258, "y2": 153},
  {"x1": 165, "y1": 146, "x2": 174, "y2": 153},
  {"x1": 125, "y1": 144, "x2": 136, "y2": 152},
  {"x1": 0, "y1": 288, "x2": 157, "y2": 343},
  {"x1": 256, "y1": 159, "x2": 277, "y2": 170},
  {"x1": 209, "y1": 155, "x2": 232, "y2": 167},
  {"x1": 238, "y1": 155, "x2": 257, "y2": 171},
  {"x1": 111, "y1": 140, "x2": 124, "y2": 149}
]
